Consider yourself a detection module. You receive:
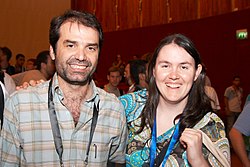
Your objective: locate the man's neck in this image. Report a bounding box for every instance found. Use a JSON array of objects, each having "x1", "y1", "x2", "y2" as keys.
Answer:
[
  {"x1": 58, "y1": 77, "x2": 93, "y2": 125},
  {"x1": 1, "y1": 63, "x2": 8, "y2": 69},
  {"x1": 58, "y1": 77, "x2": 93, "y2": 101},
  {"x1": 39, "y1": 68, "x2": 48, "y2": 80},
  {"x1": 106, "y1": 83, "x2": 118, "y2": 91}
]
